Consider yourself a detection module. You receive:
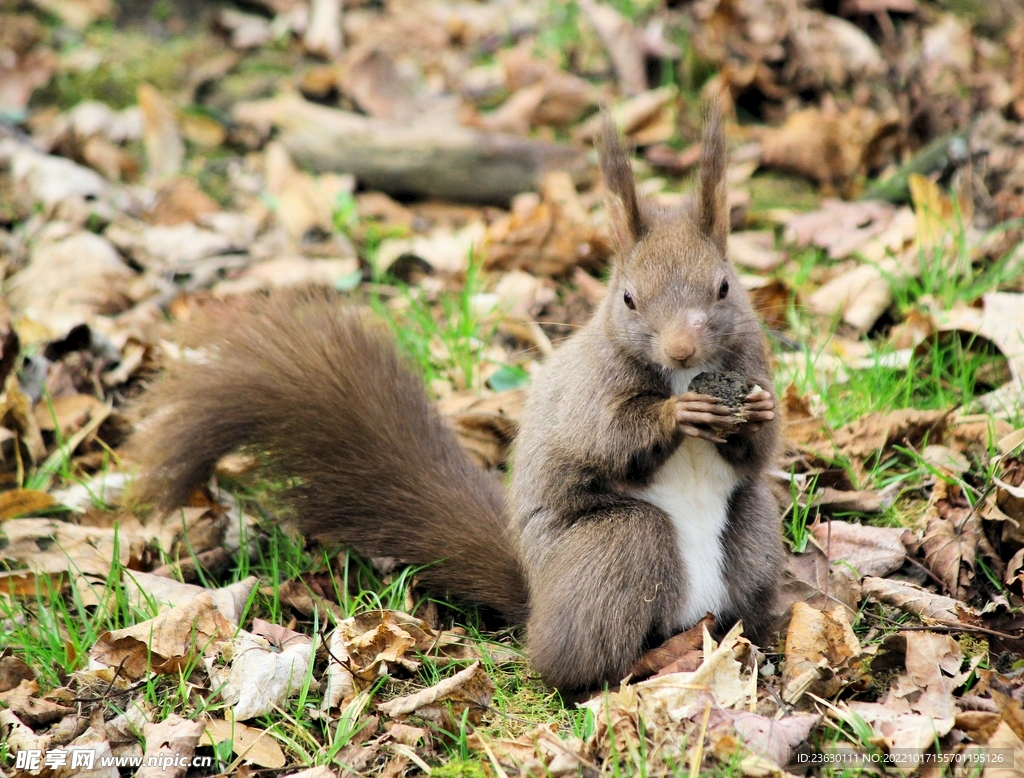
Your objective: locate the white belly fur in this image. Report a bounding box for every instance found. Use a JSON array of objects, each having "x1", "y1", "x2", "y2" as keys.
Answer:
[{"x1": 630, "y1": 366, "x2": 738, "y2": 627}]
